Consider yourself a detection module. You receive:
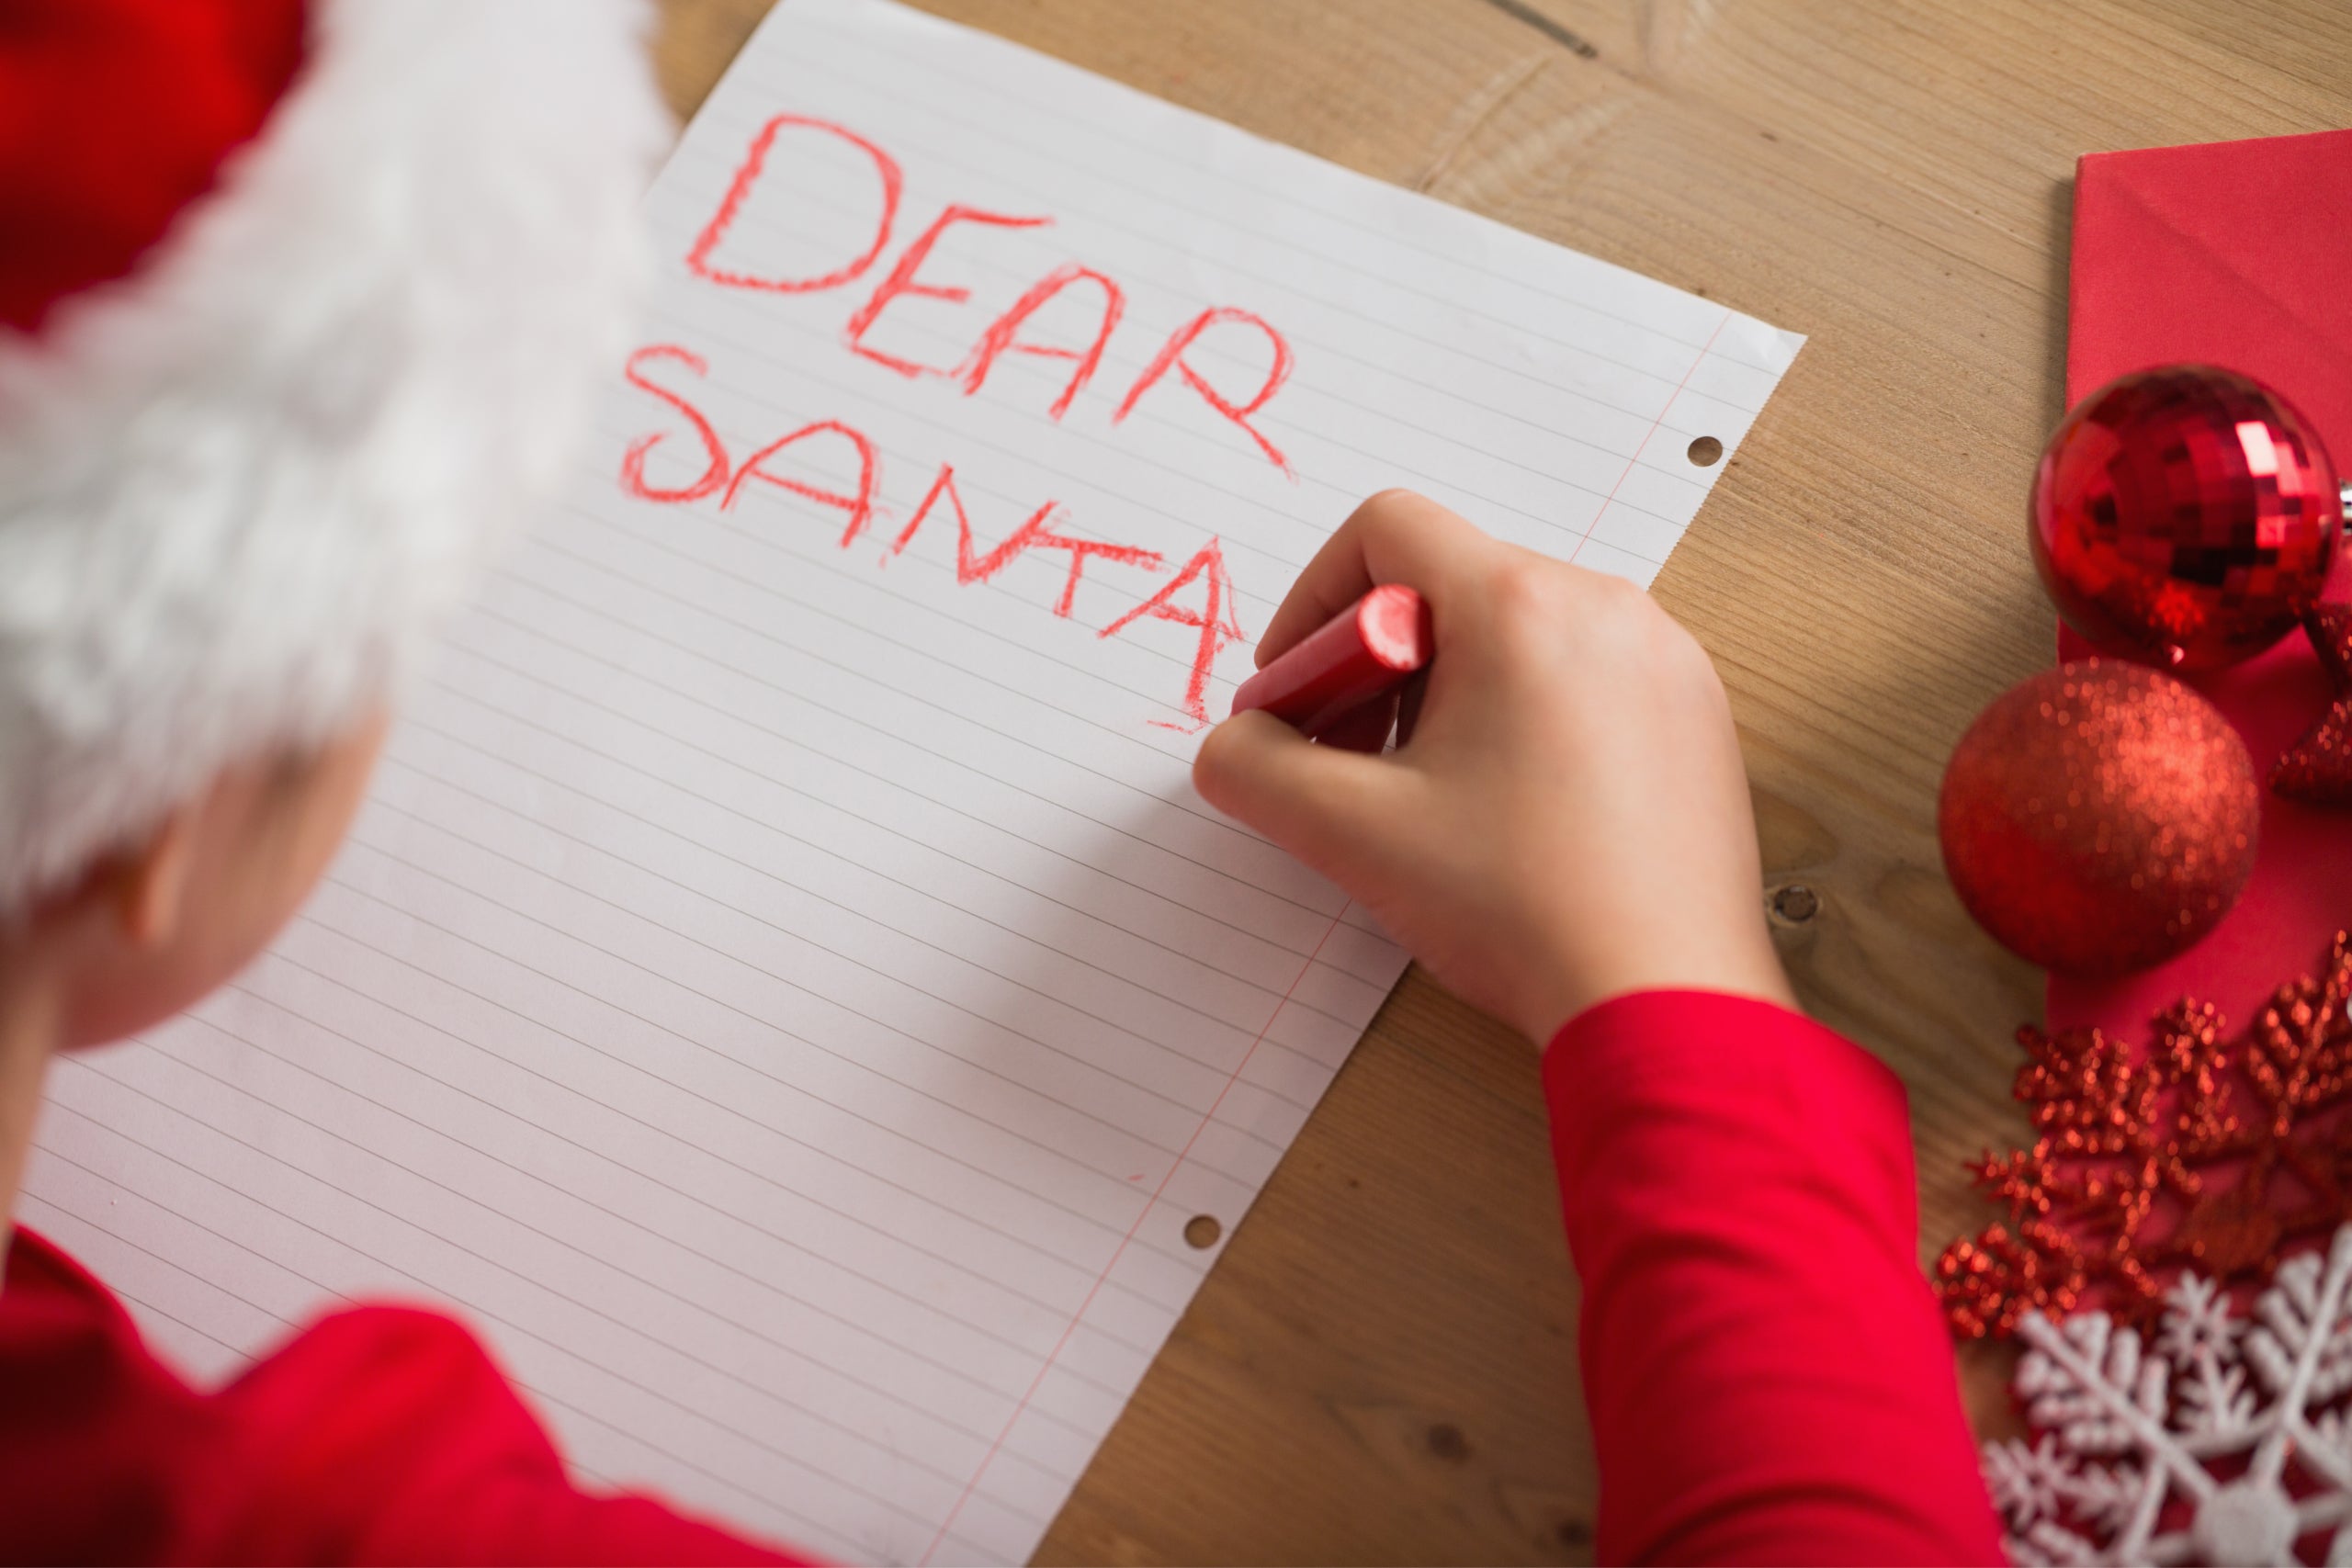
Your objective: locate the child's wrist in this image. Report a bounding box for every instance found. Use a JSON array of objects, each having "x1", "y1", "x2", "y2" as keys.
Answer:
[{"x1": 1514, "y1": 934, "x2": 1796, "y2": 1048}]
